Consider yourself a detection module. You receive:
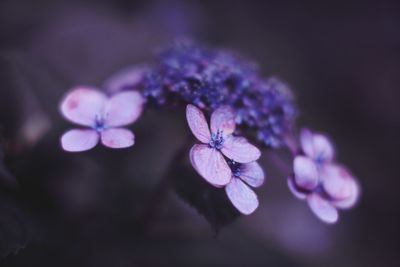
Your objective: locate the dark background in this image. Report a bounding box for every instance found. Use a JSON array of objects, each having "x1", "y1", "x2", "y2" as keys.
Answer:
[{"x1": 0, "y1": 0, "x2": 399, "y2": 266}]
